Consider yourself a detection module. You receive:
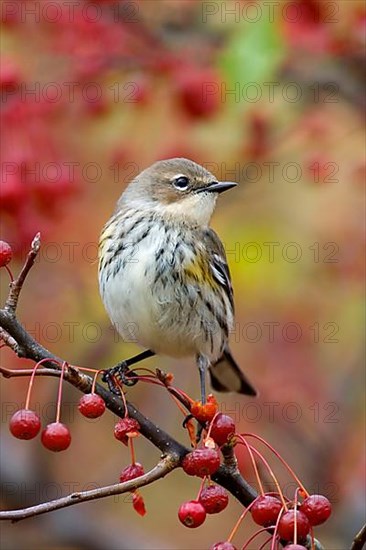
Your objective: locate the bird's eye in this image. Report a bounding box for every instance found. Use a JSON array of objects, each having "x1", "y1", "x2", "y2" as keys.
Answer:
[{"x1": 172, "y1": 175, "x2": 189, "y2": 191}]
